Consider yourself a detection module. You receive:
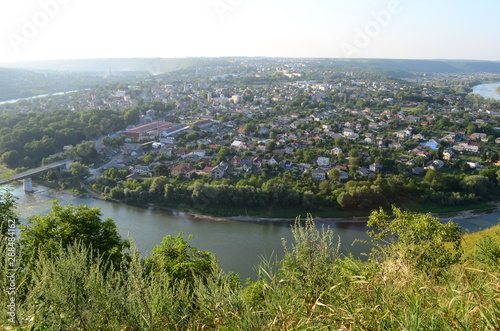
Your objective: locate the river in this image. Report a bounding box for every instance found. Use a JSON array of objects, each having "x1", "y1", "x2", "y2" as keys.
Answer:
[
  {"x1": 0, "y1": 89, "x2": 86, "y2": 105},
  {"x1": 5, "y1": 184, "x2": 500, "y2": 280},
  {"x1": 471, "y1": 82, "x2": 500, "y2": 100}
]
